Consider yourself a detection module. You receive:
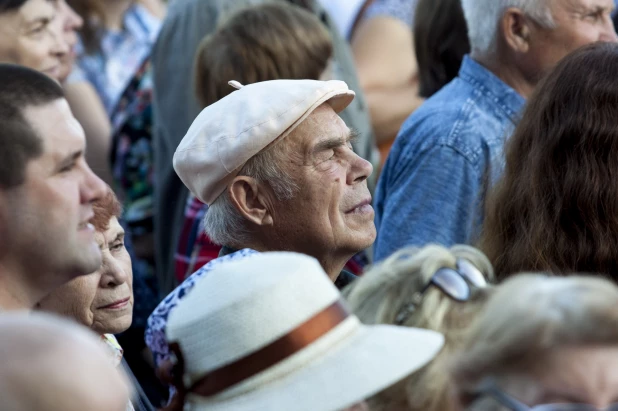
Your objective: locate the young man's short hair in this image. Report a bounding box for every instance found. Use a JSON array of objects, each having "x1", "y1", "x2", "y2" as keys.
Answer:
[
  {"x1": 0, "y1": 0, "x2": 29, "y2": 12},
  {"x1": 0, "y1": 64, "x2": 65, "y2": 188}
]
